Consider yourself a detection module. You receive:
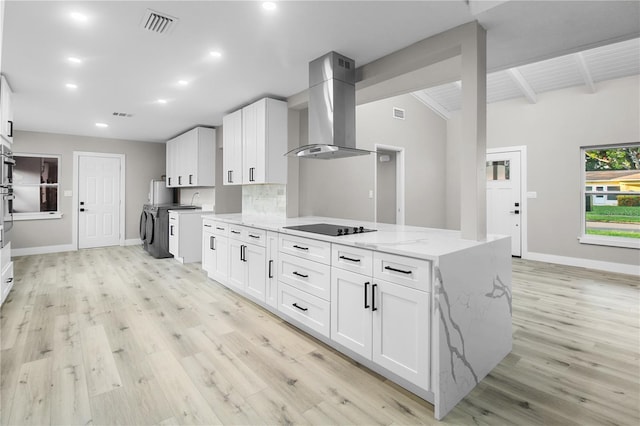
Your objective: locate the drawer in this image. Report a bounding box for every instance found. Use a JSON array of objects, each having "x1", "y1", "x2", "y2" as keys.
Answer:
[
  {"x1": 279, "y1": 252, "x2": 331, "y2": 301},
  {"x1": 373, "y1": 252, "x2": 432, "y2": 292},
  {"x1": 332, "y1": 244, "x2": 373, "y2": 276},
  {"x1": 1, "y1": 261, "x2": 14, "y2": 304},
  {"x1": 203, "y1": 219, "x2": 228, "y2": 237},
  {"x1": 228, "y1": 224, "x2": 245, "y2": 240},
  {"x1": 279, "y1": 282, "x2": 330, "y2": 338},
  {"x1": 244, "y1": 227, "x2": 266, "y2": 247},
  {"x1": 279, "y1": 234, "x2": 331, "y2": 265}
]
